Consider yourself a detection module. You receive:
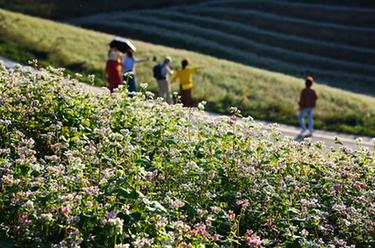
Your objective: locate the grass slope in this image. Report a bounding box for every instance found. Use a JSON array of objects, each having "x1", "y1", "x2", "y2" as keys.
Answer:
[
  {"x1": 0, "y1": 9, "x2": 375, "y2": 136},
  {"x1": 71, "y1": 1, "x2": 375, "y2": 95}
]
